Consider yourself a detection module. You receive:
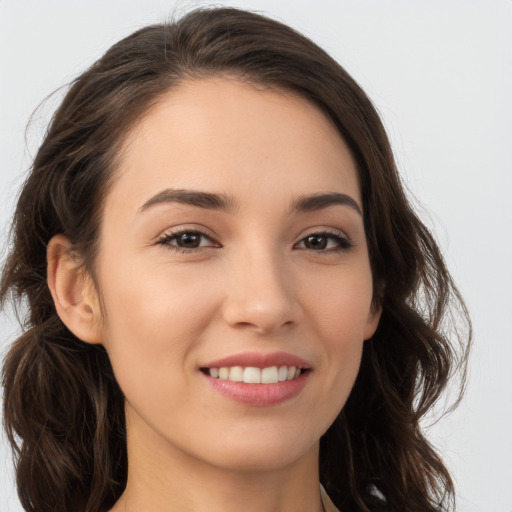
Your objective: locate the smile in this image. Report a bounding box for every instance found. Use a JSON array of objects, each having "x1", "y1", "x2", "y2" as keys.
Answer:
[
  {"x1": 200, "y1": 352, "x2": 311, "y2": 406},
  {"x1": 206, "y1": 365, "x2": 303, "y2": 384}
]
